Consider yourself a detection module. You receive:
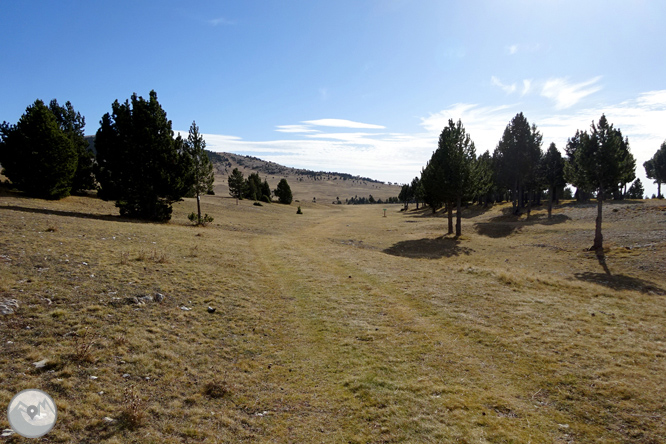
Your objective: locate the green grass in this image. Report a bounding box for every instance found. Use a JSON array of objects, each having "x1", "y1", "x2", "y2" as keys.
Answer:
[{"x1": 0, "y1": 188, "x2": 665, "y2": 443}]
